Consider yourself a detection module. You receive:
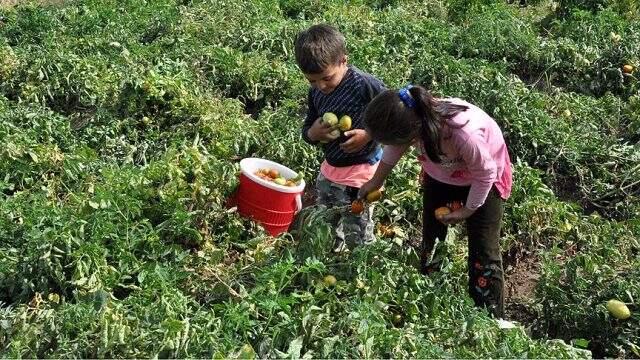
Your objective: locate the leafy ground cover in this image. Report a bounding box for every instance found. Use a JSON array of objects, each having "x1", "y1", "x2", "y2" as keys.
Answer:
[{"x1": 0, "y1": 0, "x2": 638, "y2": 358}]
